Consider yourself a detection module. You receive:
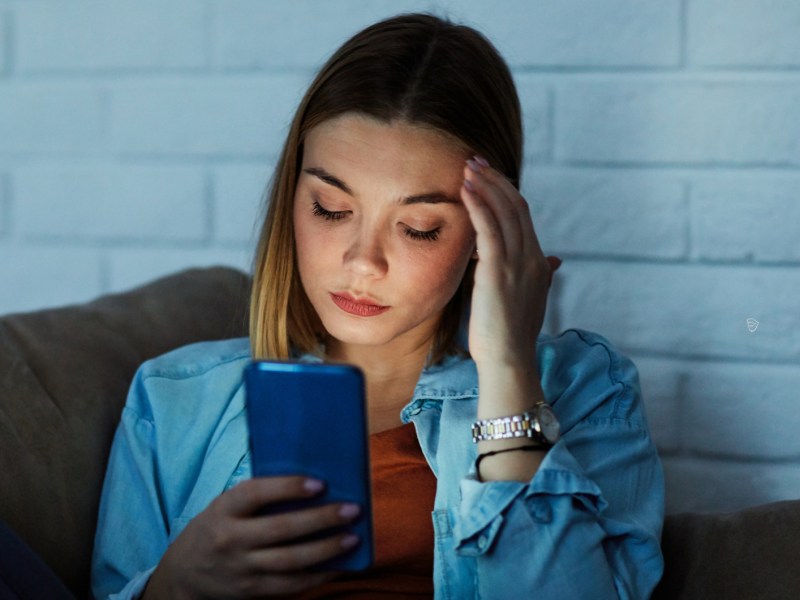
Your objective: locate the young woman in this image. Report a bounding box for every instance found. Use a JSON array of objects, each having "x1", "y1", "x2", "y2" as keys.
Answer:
[{"x1": 92, "y1": 12, "x2": 664, "y2": 599}]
